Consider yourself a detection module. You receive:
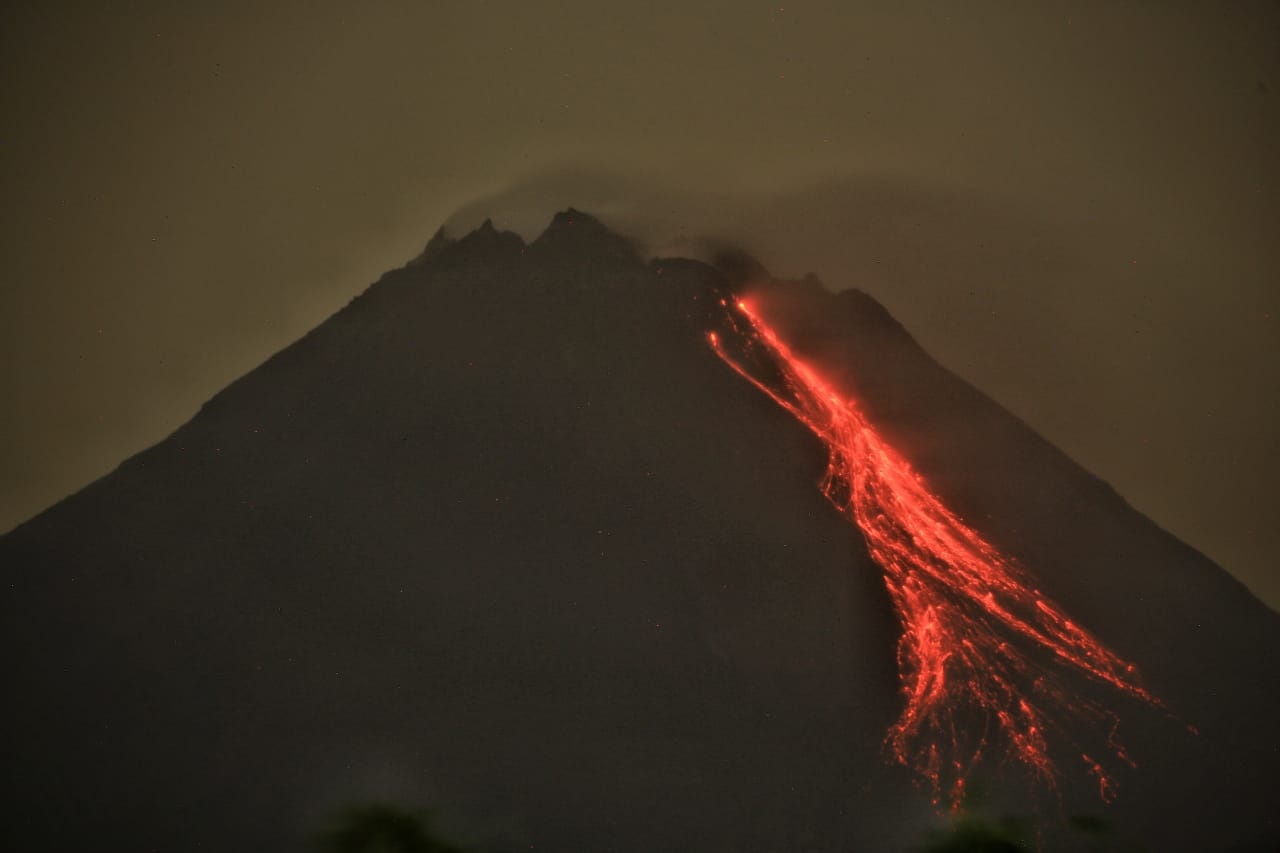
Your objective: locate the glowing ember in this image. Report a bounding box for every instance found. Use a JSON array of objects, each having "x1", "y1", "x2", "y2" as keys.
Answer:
[{"x1": 710, "y1": 297, "x2": 1164, "y2": 806}]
